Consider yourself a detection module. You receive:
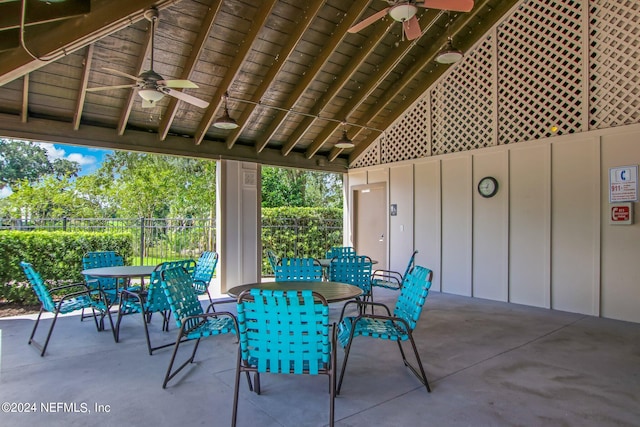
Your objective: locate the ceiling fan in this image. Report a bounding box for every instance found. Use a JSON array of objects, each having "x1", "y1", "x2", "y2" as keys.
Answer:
[
  {"x1": 348, "y1": 0, "x2": 474, "y2": 41},
  {"x1": 86, "y1": 8, "x2": 209, "y2": 109}
]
